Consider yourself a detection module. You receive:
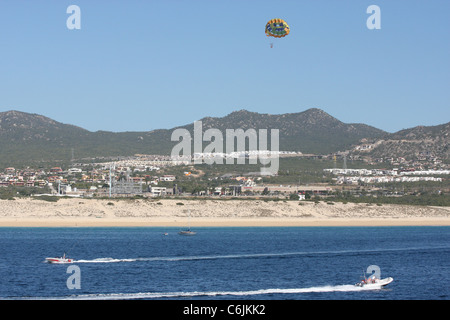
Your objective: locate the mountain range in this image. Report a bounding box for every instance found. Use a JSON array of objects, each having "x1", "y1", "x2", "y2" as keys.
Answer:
[{"x1": 0, "y1": 108, "x2": 448, "y2": 166}]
